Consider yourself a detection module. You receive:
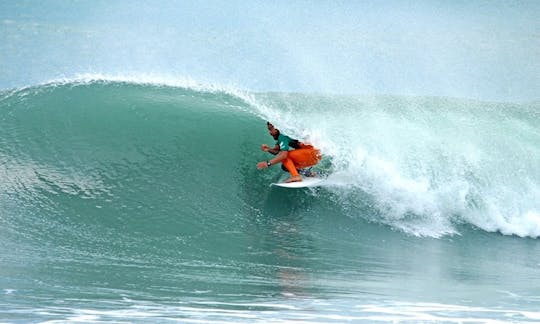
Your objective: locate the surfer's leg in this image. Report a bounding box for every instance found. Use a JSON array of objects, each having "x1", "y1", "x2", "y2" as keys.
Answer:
[
  {"x1": 288, "y1": 148, "x2": 321, "y2": 169},
  {"x1": 282, "y1": 158, "x2": 302, "y2": 182},
  {"x1": 282, "y1": 163, "x2": 314, "y2": 177},
  {"x1": 281, "y1": 148, "x2": 321, "y2": 183},
  {"x1": 282, "y1": 158, "x2": 300, "y2": 176}
]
